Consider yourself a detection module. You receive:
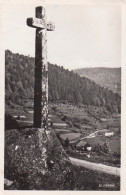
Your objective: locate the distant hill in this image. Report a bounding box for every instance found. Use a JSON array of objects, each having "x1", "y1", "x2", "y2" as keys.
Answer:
[
  {"x1": 73, "y1": 68, "x2": 121, "y2": 95},
  {"x1": 5, "y1": 50, "x2": 121, "y2": 114}
]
